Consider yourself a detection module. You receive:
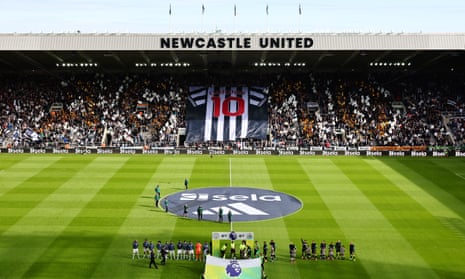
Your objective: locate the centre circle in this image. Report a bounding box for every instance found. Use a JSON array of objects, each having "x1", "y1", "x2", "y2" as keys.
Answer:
[{"x1": 161, "y1": 187, "x2": 303, "y2": 222}]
